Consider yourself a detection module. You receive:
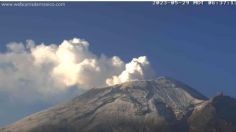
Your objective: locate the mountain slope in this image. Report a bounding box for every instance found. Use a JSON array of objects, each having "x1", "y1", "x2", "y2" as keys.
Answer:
[
  {"x1": 1, "y1": 77, "x2": 236, "y2": 132},
  {"x1": 188, "y1": 95, "x2": 236, "y2": 132}
]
